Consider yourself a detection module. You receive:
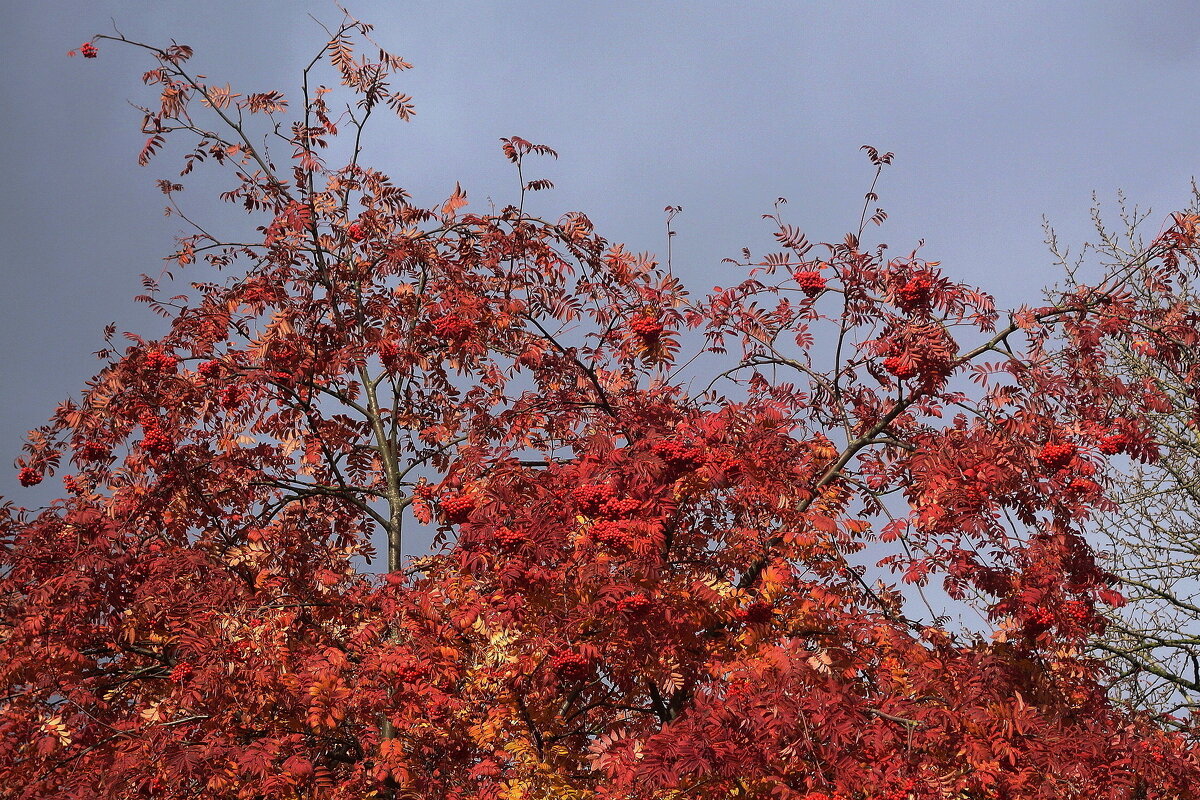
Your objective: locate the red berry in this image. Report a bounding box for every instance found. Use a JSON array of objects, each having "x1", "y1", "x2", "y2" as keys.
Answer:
[
  {"x1": 550, "y1": 650, "x2": 593, "y2": 682},
  {"x1": 795, "y1": 270, "x2": 827, "y2": 298},
  {"x1": 432, "y1": 314, "x2": 473, "y2": 339},
  {"x1": 494, "y1": 526, "x2": 525, "y2": 547},
  {"x1": 739, "y1": 601, "x2": 774, "y2": 625},
  {"x1": 882, "y1": 355, "x2": 918, "y2": 379},
  {"x1": 196, "y1": 359, "x2": 221, "y2": 379},
  {"x1": 895, "y1": 273, "x2": 934, "y2": 312},
  {"x1": 377, "y1": 340, "x2": 400, "y2": 363},
  {"x1": 599, "y1": 497, "x2": 641, "y2": 520},
  {"x1": 144, "y1": 350, "x2": 178, "y2": 374},
  {"x1": 629, "y1": 313, "x2": 665, "y2": 339},
  {"x1": 76, "y1": 440, "x2": 108, "y2": 461},
  {"x1": 1036, "y1": 442, "x2": 1076, "y2": 472},
  {"x1": 1029, "y1": 607, "x2": 1054, "y2": 626},
  {"x1": 78, "y1": 42, "x2": 98, "y2": 59},
  {"x1": 651, "y1": 438, "x2": 704, "y2": 472},
  {"x1": 18, "y1": 467, "x2": 42, "y2": 487},
  {"x1": 392, "y1": 662, "x2": 425, "y2": 683},
  {"x1": 573, "y1": 483, "x2": 616, "y2": 514},
  {"x1": 591, "y1": 520, "x2": 631, "y2": 548},
  {"x1": 219, "y1": 386, "x2": 243, "y2": 410},
  {"x1": 439, "y1": 493, "x2": 476, "y2": 523},
  {"x1": 141, "y1": 428, "x2": 173, "y2": 456},
  {"x1": 346, "y1": 221, "x2": 367, "y2": 241},
  {"x1": 616, "y1": 593, "x2": 652, "y2": 617},
  {"x1": 137, "y1": 414, "x2": 173, "y2": 456},
  {"x1": 1060, "y1": 600, "x2": 1093, "y2": 629}
]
